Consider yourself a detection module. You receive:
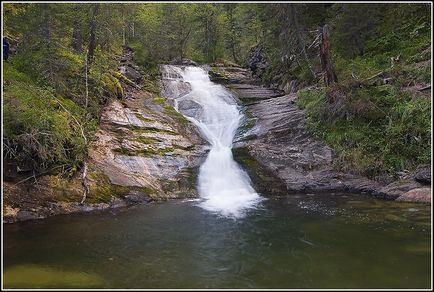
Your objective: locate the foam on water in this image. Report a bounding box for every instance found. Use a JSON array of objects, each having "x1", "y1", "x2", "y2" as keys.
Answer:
[{"x1": 161, "y1": 65, "x2": 262, "y2": 218}]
